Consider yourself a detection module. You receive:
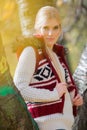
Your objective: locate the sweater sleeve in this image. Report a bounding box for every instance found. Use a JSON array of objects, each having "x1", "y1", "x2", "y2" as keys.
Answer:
[{"x1": 14, "y1": 46, "x2": 59, "y2": 103}]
